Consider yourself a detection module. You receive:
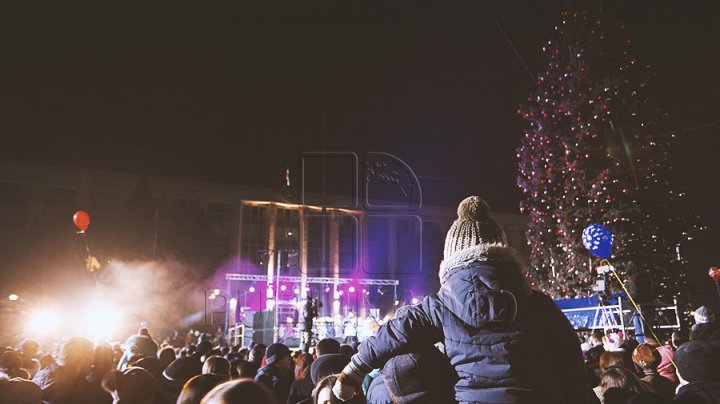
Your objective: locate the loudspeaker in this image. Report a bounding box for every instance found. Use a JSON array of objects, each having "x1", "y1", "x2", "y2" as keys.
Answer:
[{"x1": 252, "y1": 310, "x2": 275, "y2": 346}]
